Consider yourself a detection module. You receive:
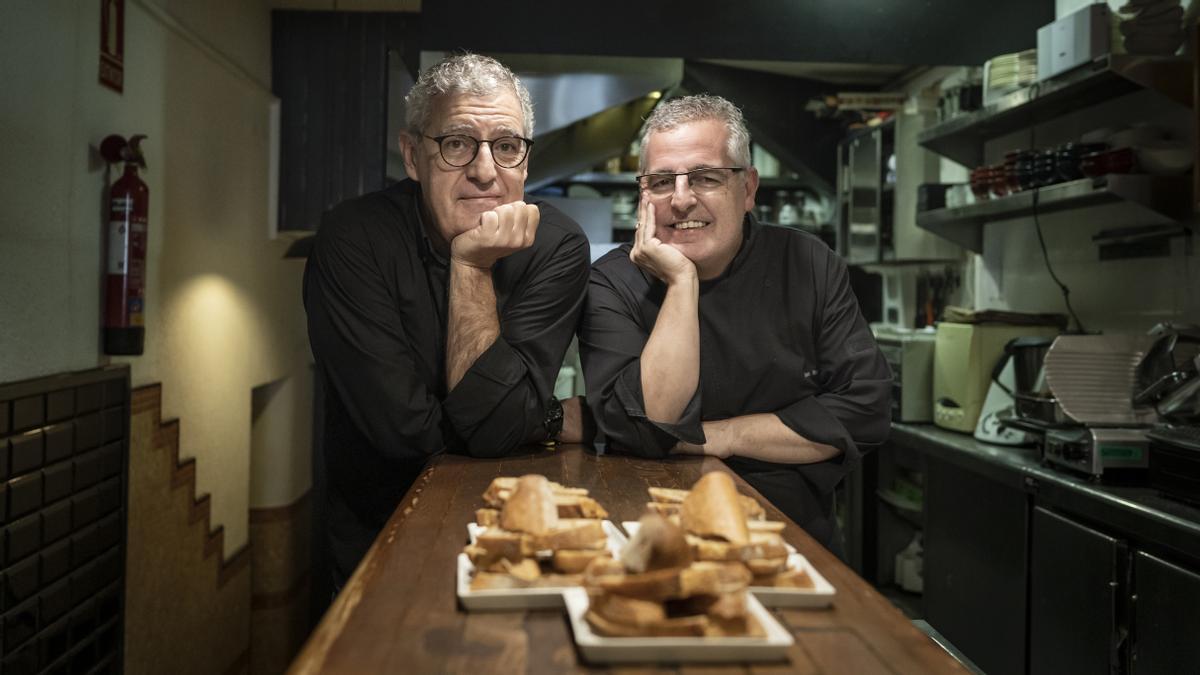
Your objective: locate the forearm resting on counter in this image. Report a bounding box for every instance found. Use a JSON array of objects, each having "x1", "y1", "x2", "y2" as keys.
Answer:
[{"x1": 672, "y1": 413, "x2": 841, "y2": 464}]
